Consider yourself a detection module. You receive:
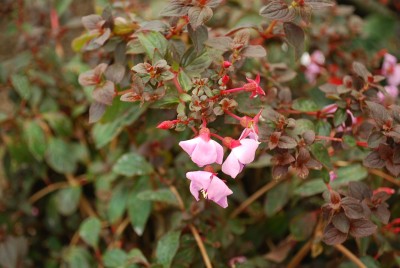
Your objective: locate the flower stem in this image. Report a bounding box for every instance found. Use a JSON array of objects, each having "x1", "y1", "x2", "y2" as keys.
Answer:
[
  {"x1": 210, "y1": 132, "x2": 224, "y2": 142},
  {"x1": 220, "y1": 87, "x2": 244, "y2": 95},
  {"x1": 368, "y1": 169, "x2": 400, "y2": 187},
  {"x1": 224, "y1": 109, "x2": 241, "y2": 121}
]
